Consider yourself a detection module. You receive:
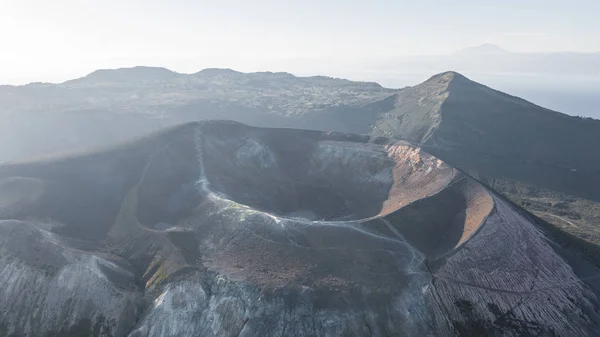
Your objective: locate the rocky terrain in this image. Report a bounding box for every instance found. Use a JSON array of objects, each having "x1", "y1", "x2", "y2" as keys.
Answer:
[
  {"x1": 0, "y1": 67, "x2": 393, "y2": 162},
  {"x1": 1, "y1": 67, "x2": 599, "y2": 254},
  {"x1": 371, "y1": 72, "x2": 600, "y2": 197},
  {"x1": 3, "y1": 67, "x2": 598, "y2": 261},
  {"x1": 366, "y1": 71, "x2": 600, "y2": 259},
  {"x1": 1, "y1": 121, "x2": 600, "y2": 336},
  {"x1": 2, "y1": 68, "x2": 600, "y2": 335}
]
